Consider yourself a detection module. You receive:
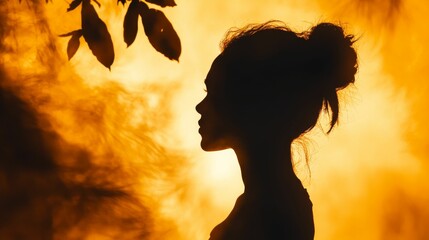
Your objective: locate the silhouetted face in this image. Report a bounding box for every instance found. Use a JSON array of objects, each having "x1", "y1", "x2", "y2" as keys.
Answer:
[{"x1": 196, "y1": 56, "x2": 236, "y2": 151}]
